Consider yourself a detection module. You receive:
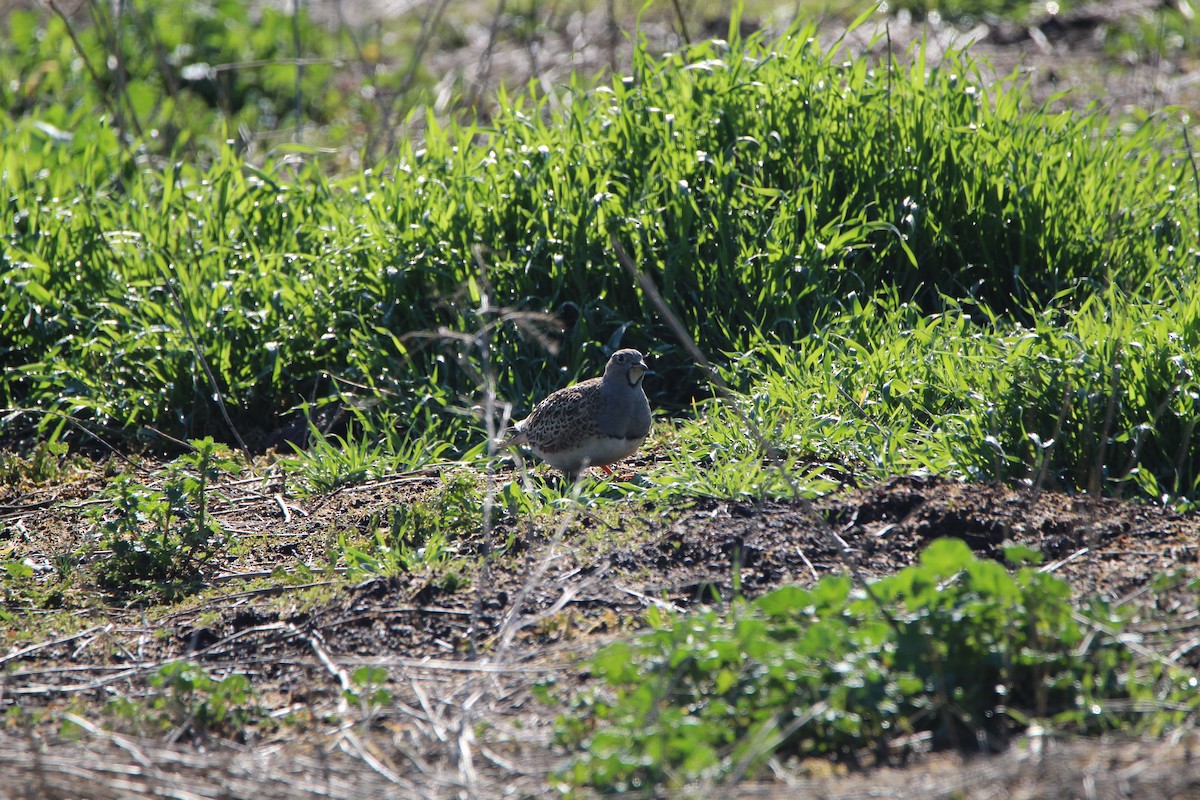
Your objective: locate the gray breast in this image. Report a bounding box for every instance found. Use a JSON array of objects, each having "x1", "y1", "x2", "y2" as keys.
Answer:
[
  {"x1": 624, "y1": 391, "x2": 651, "y2": 439},
  {"x1": 596, "y1": 382, "x2": 651, "y2": 440}
]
